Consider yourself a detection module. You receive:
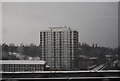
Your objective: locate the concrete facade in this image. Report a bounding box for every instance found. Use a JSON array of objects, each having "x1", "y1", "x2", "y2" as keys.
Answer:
[{"x1": 40, "y1": 27, "x2": 78, "y2": 70}]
